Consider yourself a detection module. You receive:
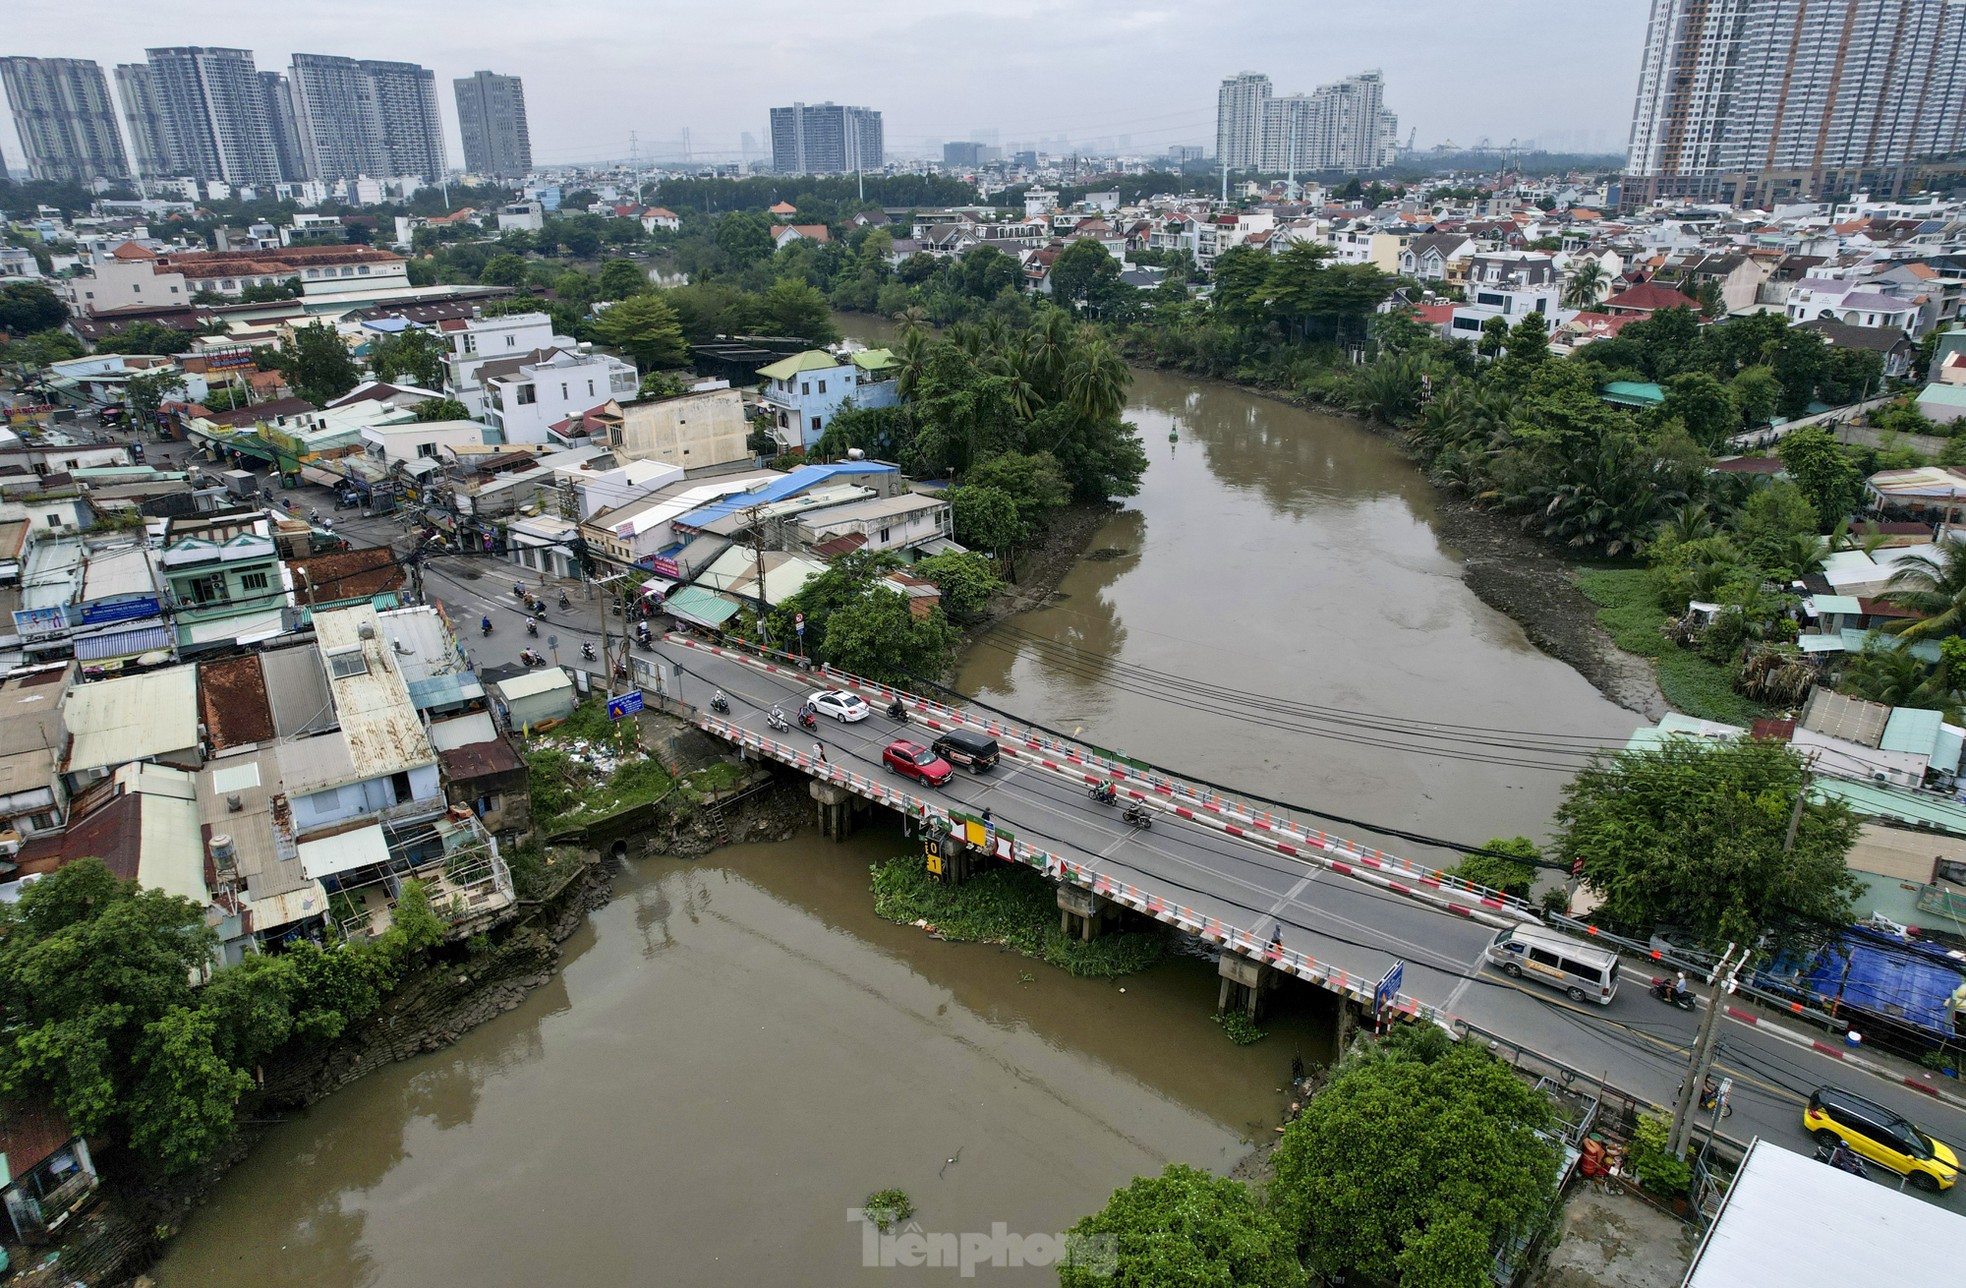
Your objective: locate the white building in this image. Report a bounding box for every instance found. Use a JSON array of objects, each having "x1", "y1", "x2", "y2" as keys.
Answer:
[
  {"x1": 480, "y1": 347, "x2": 638, "y2": 445},
  {"x1": 441, "y1": 311, "x2": 575, "y2": 418},
  {"x1": 496, "y1": 200, "x2": 543, "y2": 233}
]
